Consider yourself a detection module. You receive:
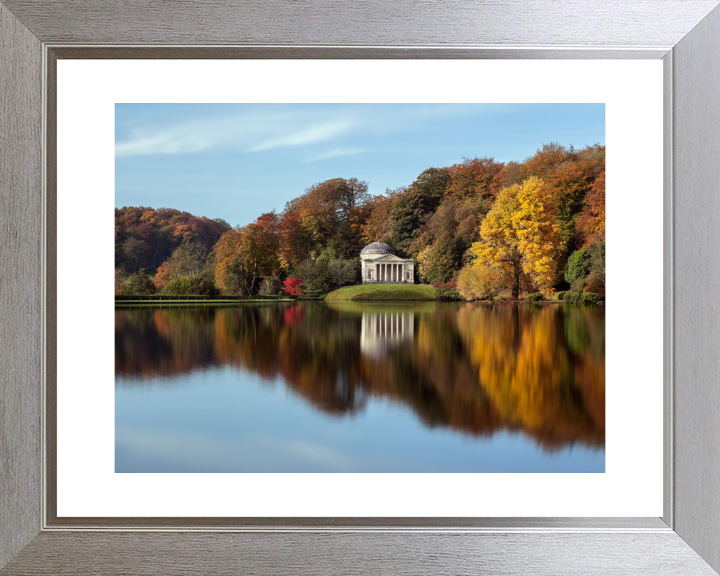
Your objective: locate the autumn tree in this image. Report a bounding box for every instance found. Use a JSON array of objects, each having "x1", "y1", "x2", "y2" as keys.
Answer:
[
  {"x1": 287, "y1": 178, "x2": 371, "y2": 259},
  {"x1": 362, "y1": 188, "x2": 403, "y2": 245},
  {"x1": 283, "y1": 277, "x2": 306, "y2": 297},
  {"x1": 115, "y1": 206, "x2": 230, "y2": 274},
  {"x1": 471, "y1": 177, "x2": 560, "y2": 298},
  {"x1": 214, "y1": 229, "x2": 244, "y2": 294},
  {"x1": 445, "y1": 157, "x2": 505, "y2": 202},
  {"x1": 576, "y1": 170, "x2": 605, "y2": 245},
  {"x1": 277, "y1": 208, "x2": 311, "y2": 272},
  {"x1": 213, "y1": 212, "x2": 280, "y2": 296},
  {"x1": 410, "y1": 199, "x2": 488, "y2": 282},
  {"x1": 153, "y1": 240, "x2": 211, "y2": 291},
  {"x1": 115, "y1": 269, "x2": 127, "y2": 294}
]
